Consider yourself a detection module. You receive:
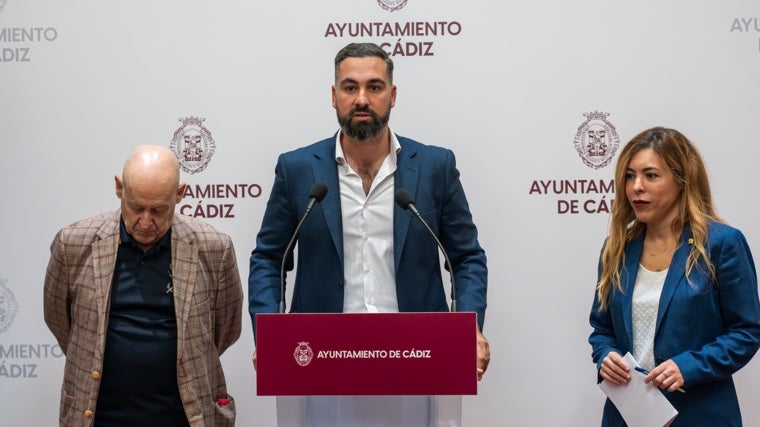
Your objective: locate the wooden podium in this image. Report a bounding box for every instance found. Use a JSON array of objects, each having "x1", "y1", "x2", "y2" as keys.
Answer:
[{"x1": 255, "y1": 312, "x2": 478, "y2": 396}]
